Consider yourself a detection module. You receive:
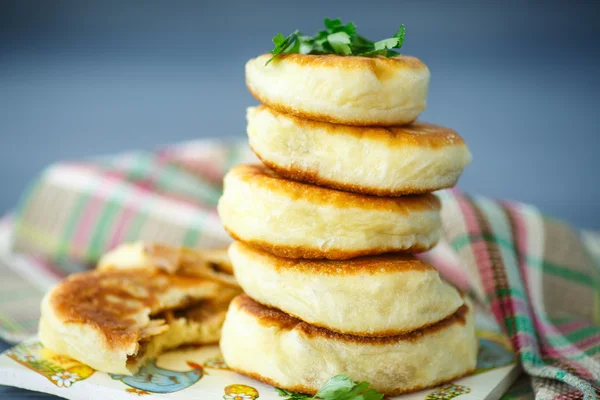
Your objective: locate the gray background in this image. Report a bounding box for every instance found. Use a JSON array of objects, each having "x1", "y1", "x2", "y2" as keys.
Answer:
[{"x1": 1, "y1": 0, "x2": 599, "y2": 230}]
